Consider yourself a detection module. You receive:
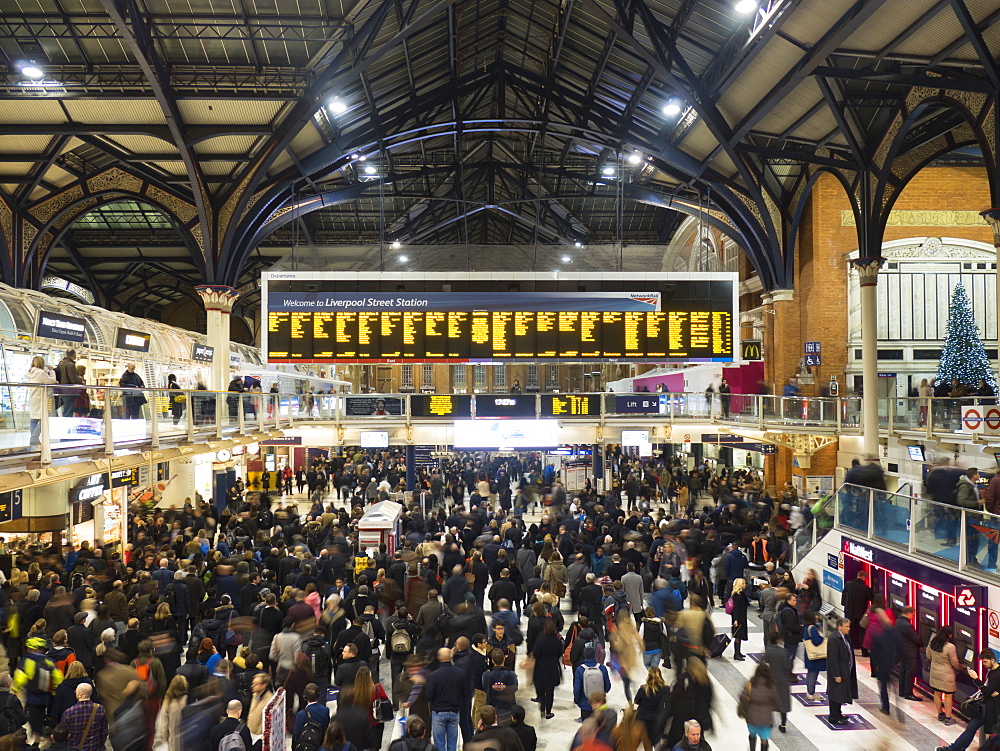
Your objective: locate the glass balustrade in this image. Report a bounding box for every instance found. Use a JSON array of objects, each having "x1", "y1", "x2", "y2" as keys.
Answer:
[{"x1": 2, "y1": 387, "x2": 999, "y2": 467}]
